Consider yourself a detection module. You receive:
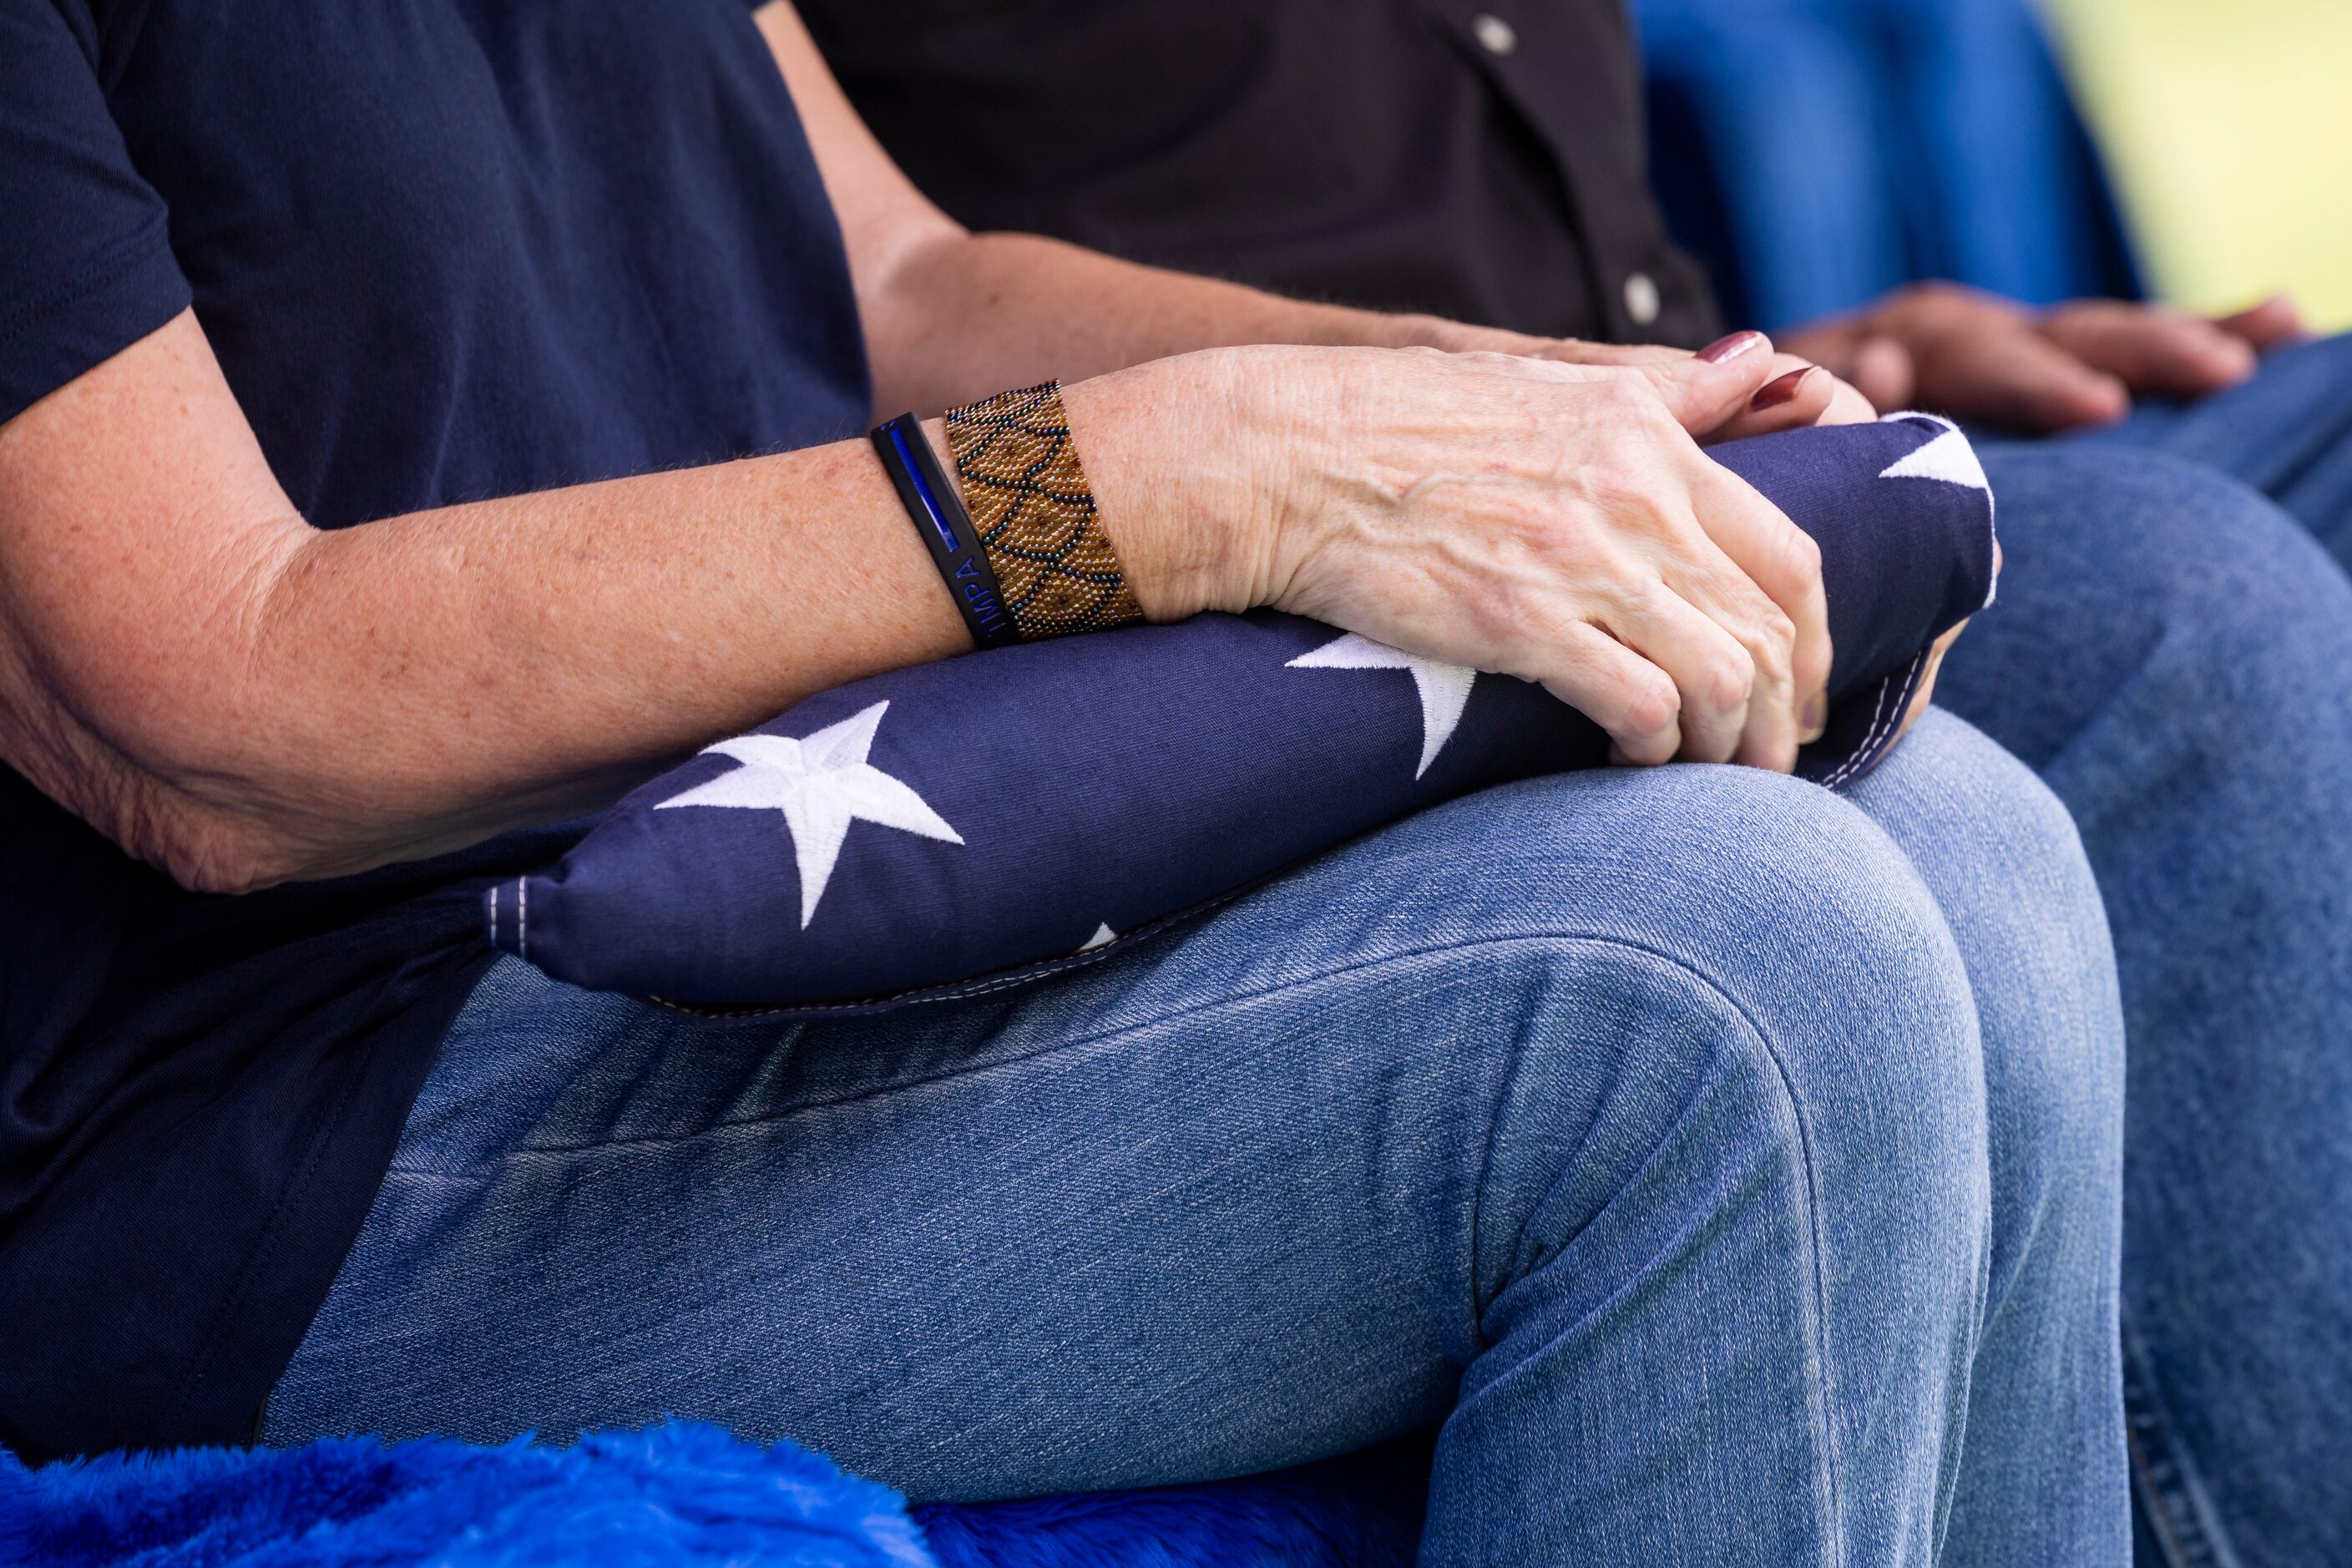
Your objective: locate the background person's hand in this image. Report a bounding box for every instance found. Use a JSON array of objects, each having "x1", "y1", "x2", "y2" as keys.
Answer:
[
  {"x1": 1082, "y1": 333, "x2": 1833, "y2": 773},
  {"x1": 1783, "y1": 282, "x2": 2309, "y2": 433}
]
